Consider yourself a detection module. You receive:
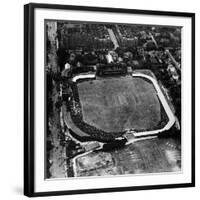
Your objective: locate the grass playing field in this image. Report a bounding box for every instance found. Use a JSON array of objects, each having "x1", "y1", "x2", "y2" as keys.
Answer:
[{"x1": 77, "y1": 75, "x2": 167, "y2": 133}]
